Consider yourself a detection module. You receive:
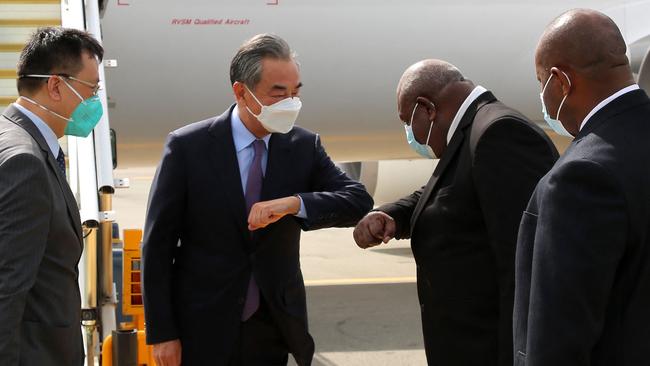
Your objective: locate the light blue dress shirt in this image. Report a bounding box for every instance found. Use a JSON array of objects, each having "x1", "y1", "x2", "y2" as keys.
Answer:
[
  {"x1": 13, "y1": 103, "x2": 60, "y2": 158},
  {"x1": 231, "y1": 106, "x2": 307, "y2": 218}
]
